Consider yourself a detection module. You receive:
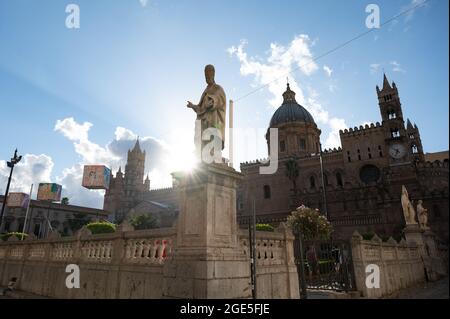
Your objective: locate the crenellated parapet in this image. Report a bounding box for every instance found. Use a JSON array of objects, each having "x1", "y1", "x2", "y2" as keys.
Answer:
[{"x1": 339, "y1": 122, "x2": 383, "y2": 138}]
